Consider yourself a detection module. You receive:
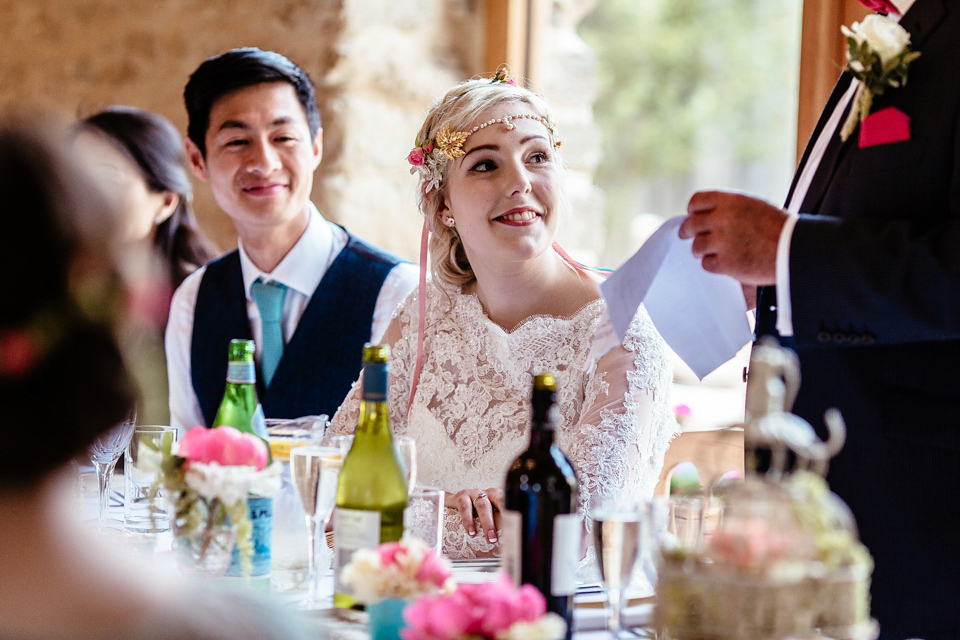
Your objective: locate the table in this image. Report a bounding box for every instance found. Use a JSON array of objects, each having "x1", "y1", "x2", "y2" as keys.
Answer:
[{"x1": 82, "y1": 471, "x2": 655, "y2": 639}]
